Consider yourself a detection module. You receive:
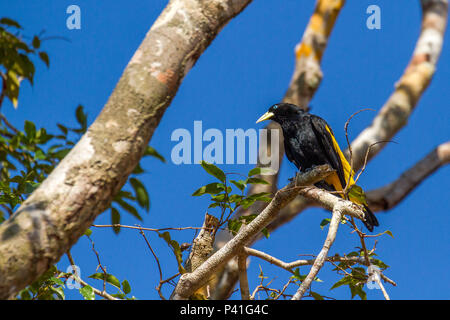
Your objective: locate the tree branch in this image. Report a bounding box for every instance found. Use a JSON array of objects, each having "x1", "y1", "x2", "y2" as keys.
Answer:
[
  {"x1": 291, "y1": 202, "x2": 344, "y2": 300},
  {"x1": 237, "y1": 250, "x2": 250, "y2": 300},
  {"x1": 243, "y1": 247, "x2": 375, "y2": 272}
]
